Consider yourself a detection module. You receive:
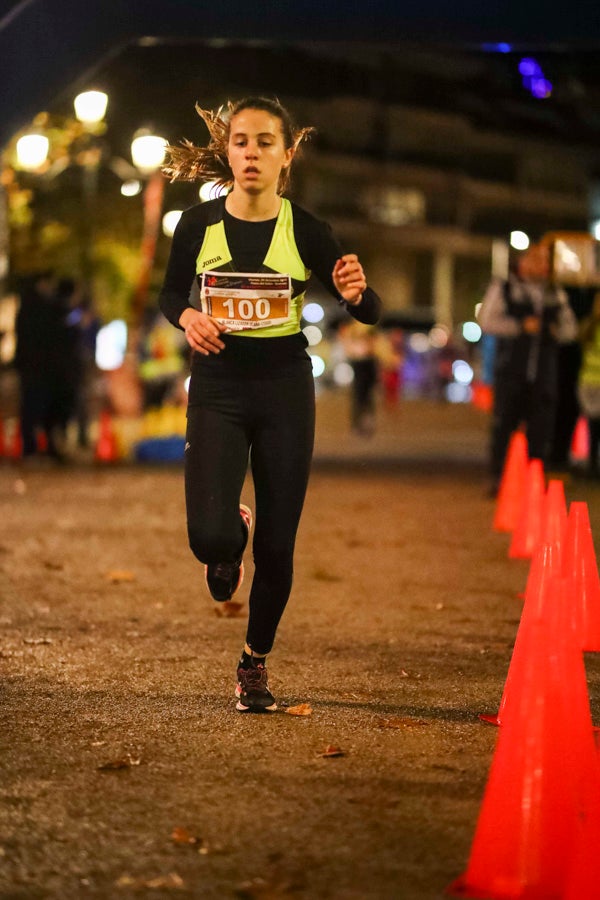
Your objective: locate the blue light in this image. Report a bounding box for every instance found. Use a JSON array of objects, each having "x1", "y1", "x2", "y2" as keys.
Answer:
[
  {"x1": 530, "y1": 77, "x2": 553, "y2": 99},
  {"x1": 519, "y1": 57, "x2": 542, "y2": 77},
  {"x1": 518, "y1": 56, "x2": 553, "y2": 100},
  {"x1": 482, "y1": 42, "x2": 512, "y2": 53}
]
